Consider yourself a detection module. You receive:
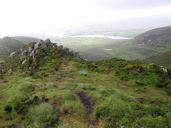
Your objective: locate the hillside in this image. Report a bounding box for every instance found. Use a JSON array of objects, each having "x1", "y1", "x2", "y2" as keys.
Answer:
[
  {"x1": 0, "y1": 36, "x2": 41, "y2": 60},
  {"x1": 145, "y1": 50, "x2": 171, "y2": 69},
  {"x1": 135, "y1": 26, "x2": 171, "y2": 49},
  {"x1": 0, "y1": 37, "x2": 24, "y2": 59},
  {"x1": 51, "y1": 26, "x2": 171, "y2": 61},
  {"x1": 0, "y1": 39, "x2": 171, "y2": 128},
  {"x1": 11, "y1": 36, "x2": 40, "y2": 44}
]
